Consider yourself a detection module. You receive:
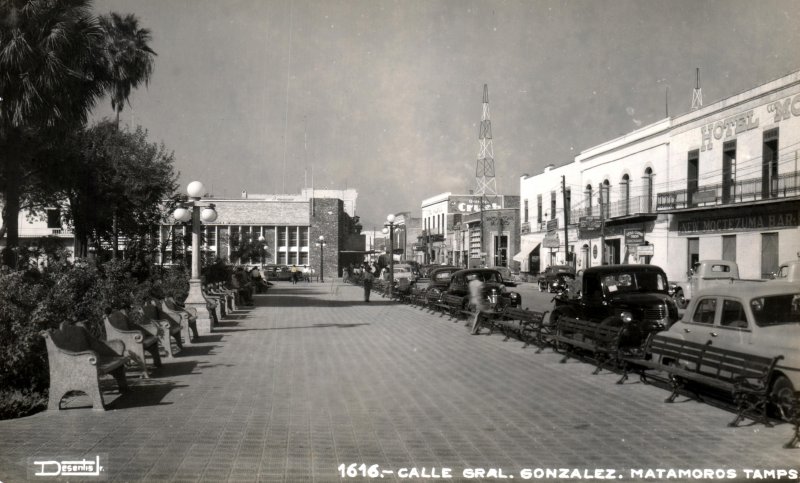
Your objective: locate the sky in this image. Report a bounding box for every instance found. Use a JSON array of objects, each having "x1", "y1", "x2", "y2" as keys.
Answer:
[{"x1": 90, "y1": 0, "x2": 800, "y2": 228}]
